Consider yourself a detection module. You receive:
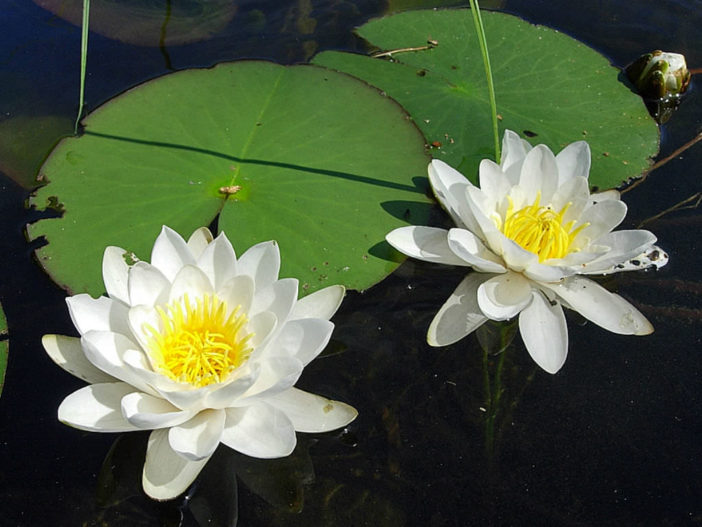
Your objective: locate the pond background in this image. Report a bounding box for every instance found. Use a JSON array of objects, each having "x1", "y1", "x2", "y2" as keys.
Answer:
[{"x1": 0, "y1": 0, "x2": 700, "y2": 525}]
